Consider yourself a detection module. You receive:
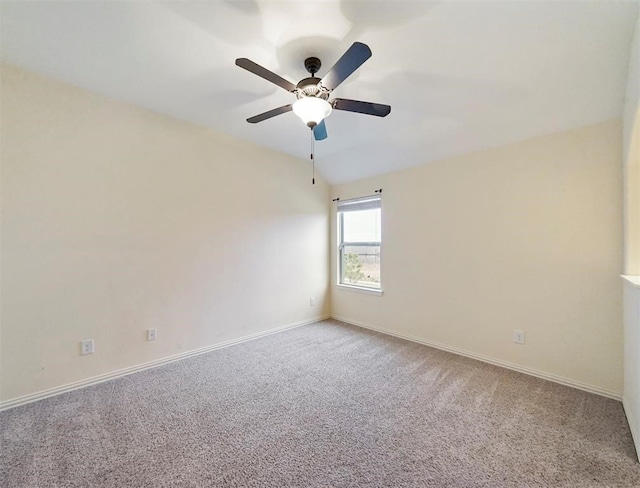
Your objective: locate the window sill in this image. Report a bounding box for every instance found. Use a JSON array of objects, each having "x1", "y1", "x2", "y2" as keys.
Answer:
[{"x1": 335, "y1": 284, "x2": 384, "y2": 296}]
